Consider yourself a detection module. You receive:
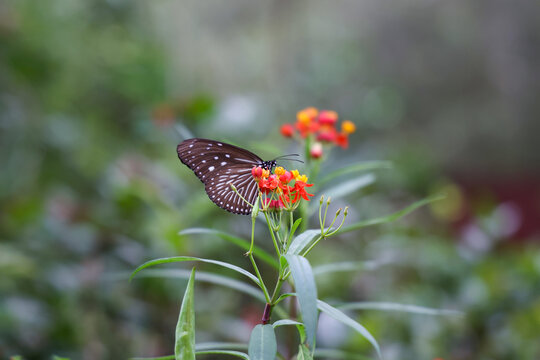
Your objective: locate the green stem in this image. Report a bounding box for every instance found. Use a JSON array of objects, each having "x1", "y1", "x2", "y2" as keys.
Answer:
[
  {"x1": 250, "y1": 254, "x2": 270, "y2": 303},
  {"x1": 248, "y1": 216, "x2": 270, "y2": 303},
  {"x1": 264, "y1": 211, "x2": 281, "y2": 257}
]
